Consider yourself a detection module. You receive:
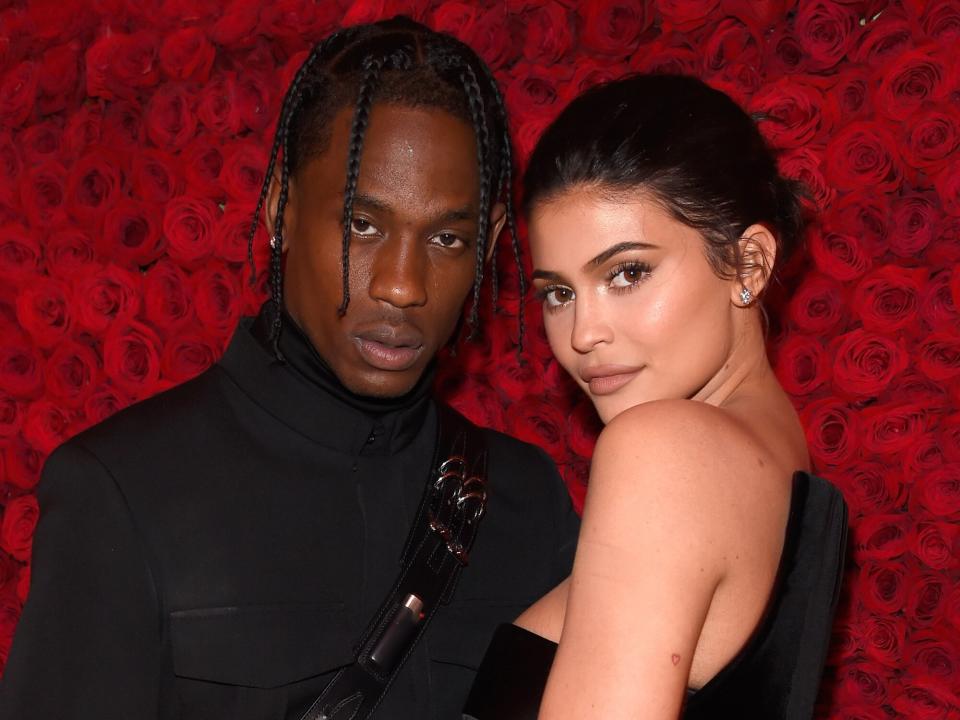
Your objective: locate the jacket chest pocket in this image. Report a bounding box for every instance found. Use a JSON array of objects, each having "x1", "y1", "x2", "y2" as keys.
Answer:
[{"x1": 169, "y1": 602, "x2": 355, "y2": 720}]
